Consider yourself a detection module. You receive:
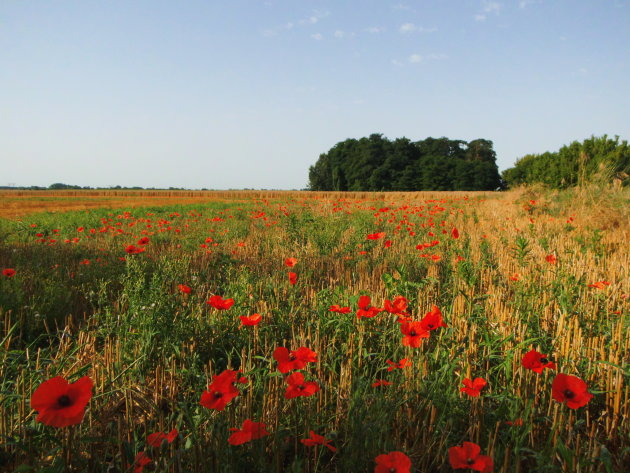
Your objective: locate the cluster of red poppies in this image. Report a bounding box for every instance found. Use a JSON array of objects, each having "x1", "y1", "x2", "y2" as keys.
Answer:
[
  {"x1": 521, "y1": 349, "x2": 593, "y2": 409},
  {"x1": 124, "y1": 236, "x2": 151, "y2": 255},
  {"x1": 133, "y1": 428, "x2": 178, "y2": 472},
  {"x1": 20, "y1": 197, "x2": 607, "y2": 473},
  {"x1": 25, "y1": 234, "x2": 598, "y2": 473}
]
